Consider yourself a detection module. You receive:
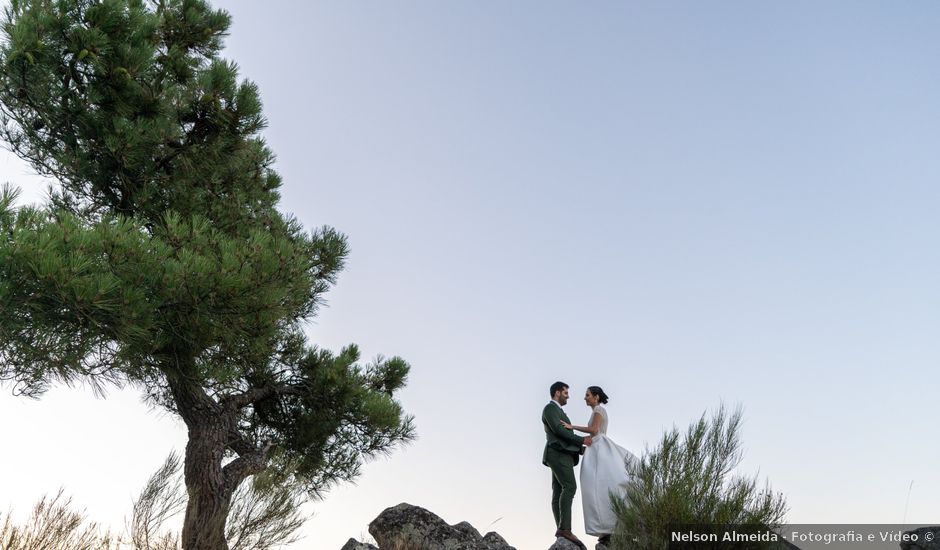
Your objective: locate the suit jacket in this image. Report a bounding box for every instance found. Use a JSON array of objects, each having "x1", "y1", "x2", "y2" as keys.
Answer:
[{"x1": 542, "y1": 401, "x2": 586, "y2": 466}]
